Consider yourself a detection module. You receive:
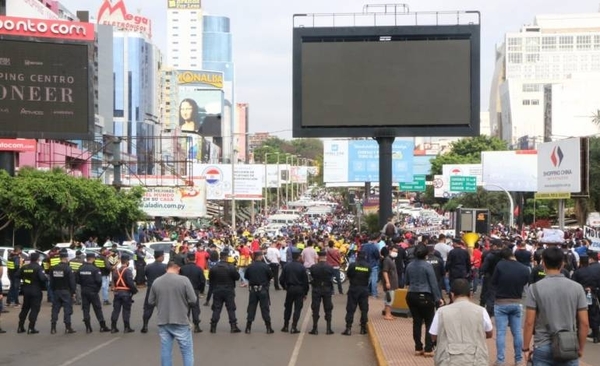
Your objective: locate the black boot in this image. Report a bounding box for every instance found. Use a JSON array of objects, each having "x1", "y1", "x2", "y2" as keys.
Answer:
[
  {"x1": 27, "y1": 322, "x2": 39, "y2": 334},
  {"x1": 326, "y1": 321, "x2": 334, "y2": 335},
  {"x1": 281, "y1": 323, "x2": 289, "y2": 333},
  {"x1": 265, "y1": 322, "x2": 274, "y2": 334},
  {"x1": 141, "y1": 320, "x2": 148, "y2": 333},
  {"x1": 230, "y1": 323, "x2": 241, "y2": 333},
  {"x1": 0, "y1": 327, "x2": 5, "y2": 334},
  {"x1": 308, "y1": 319, "x2": 318, "y2": 335},
  {"x1": 50, "y1": 322, "x2": 57, "y2": 334},
  {"x1": 360, "y1": 324, "x2": 368, "y2": 335},
  {"x1": 245, "y1": 322, "x2": 252, "y2": 334},
  {"x1": 194, "y1": 323, "x2": 202, "y2": 333},
  {"x1": 17, "y1": 320, "x2": 25, "y2": 334},
  {"x1": 65, "y1": 323, "x2": 76, "y2": 334},
  {"x1": 290, "y1": 322, "x2": 300, "y2": 334},
  {"x1": 341, "y1": 326, "x2": 352, "y2": 336},
  {"x1": 110, "y1": 321, "x2": 119, "y2": 334},
  {"x1": 124, "y1": 322, "x2": 135, "y2": 333},
  {"x1": 99, "y1": 321, "x2": 110, "y2": 333},
  {"x1": 210, "y1": 323, "x2": 217, "y2": 333},
  {"x1": 84, "y1": 320, "x2": 92, "y2": 333}
]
